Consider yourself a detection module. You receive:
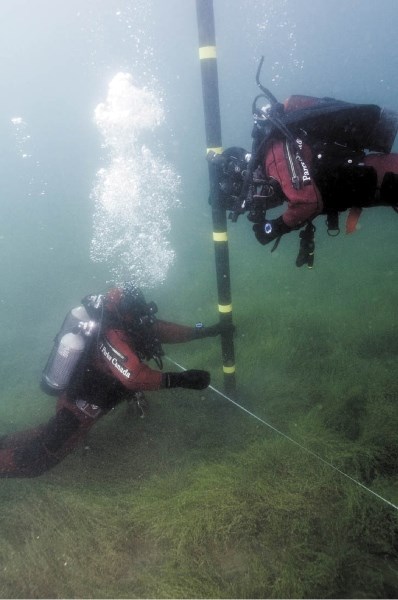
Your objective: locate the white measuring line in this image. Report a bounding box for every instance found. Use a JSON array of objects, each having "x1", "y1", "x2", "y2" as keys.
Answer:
[{"x1": 166, "y1": 357, "x2": 398, "y2": 512}]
